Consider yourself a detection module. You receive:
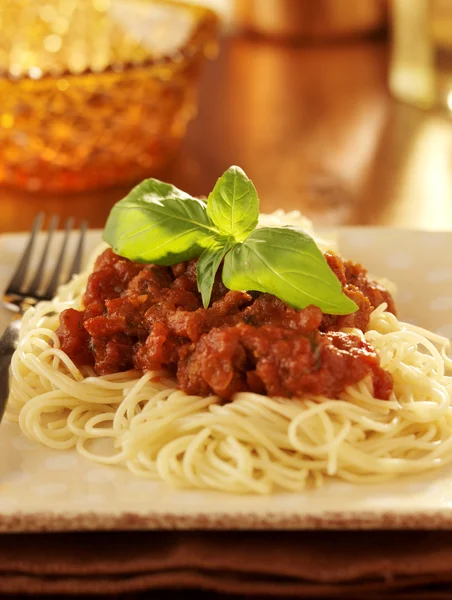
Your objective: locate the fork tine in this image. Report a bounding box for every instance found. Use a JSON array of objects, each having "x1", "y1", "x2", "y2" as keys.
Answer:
[
  {"x1": 42, "y1": 217, "x2": 74, "y2": 300},
  {"x1": 66, "y1": 220, "x2": 87, "y2": 282},
  {"x1": 5, "y1": 213, "x2": 44, "y2": 295},
  {"x1": 27, "y1": 214, "x2": 59, "y2": 297}
]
